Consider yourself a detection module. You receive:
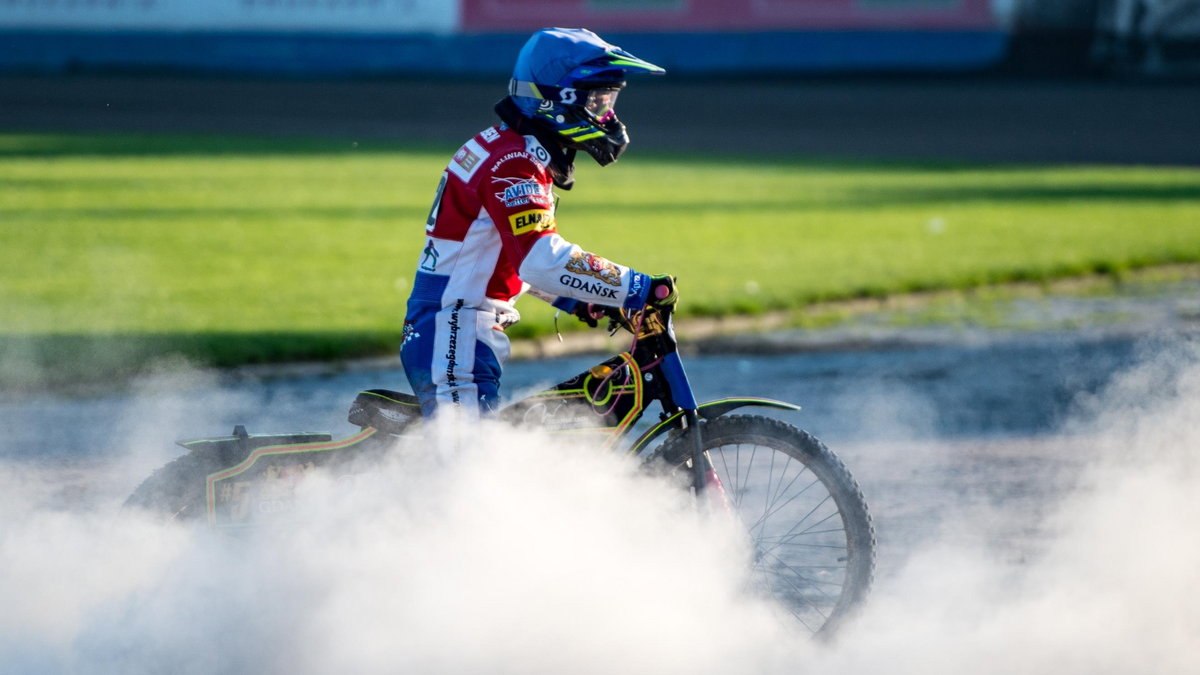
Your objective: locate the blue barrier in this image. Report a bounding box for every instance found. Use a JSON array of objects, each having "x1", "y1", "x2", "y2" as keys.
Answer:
[{"x1": 0, "y1": 30, "x2": 1009, "y2": 76}]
